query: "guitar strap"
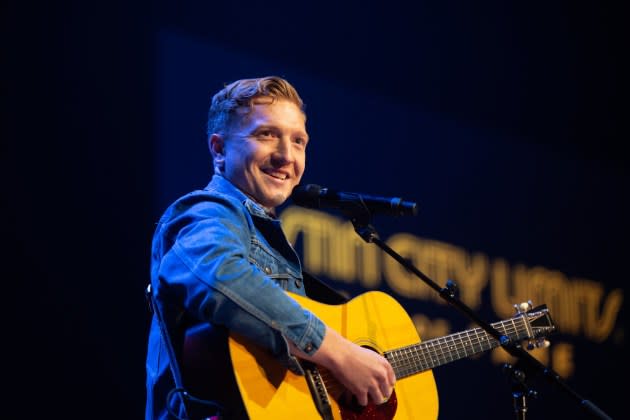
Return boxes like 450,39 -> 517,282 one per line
146,284 -> 190,418
146,284 -> 223,420
302,270 -> 349,304
300,271 -> 346,420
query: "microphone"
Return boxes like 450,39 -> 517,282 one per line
290,184 -> 418,217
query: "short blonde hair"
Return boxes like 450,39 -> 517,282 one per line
207,76 -> 305,137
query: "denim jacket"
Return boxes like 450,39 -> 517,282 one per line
145,175 -> 326,419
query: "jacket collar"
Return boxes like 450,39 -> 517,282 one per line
205,174 -> 277,220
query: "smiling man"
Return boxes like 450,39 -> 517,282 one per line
209,94 -> 308,211
145,77 -> 394,420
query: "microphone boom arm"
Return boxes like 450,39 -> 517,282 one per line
349,215 -> 612,420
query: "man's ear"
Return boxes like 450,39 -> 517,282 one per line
209,133 -> 225,173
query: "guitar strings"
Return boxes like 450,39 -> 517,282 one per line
389,318 -> 522,377
313,316 -> 535,399
386,317 -> 527,379
389,318 -> 523,377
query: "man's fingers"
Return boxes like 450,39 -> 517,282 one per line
377,386 -> 394,405
356,392 -> 368,407
379,383 -> 392,400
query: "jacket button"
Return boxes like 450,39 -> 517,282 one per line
264,266 -> 272,274
304,343 -> 313,353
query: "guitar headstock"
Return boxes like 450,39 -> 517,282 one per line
513,301 -> 557,347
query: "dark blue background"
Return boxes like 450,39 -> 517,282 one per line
4,1 -> 625,419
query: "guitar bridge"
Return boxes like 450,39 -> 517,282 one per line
302,361 -> 334,420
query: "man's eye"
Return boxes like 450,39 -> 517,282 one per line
294,137 -> 307,145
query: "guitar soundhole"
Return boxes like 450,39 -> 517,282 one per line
338,390 -> 398,420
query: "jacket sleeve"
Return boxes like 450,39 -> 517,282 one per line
153,194 -> 325,370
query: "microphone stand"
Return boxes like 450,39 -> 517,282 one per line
344,208 -> 612,420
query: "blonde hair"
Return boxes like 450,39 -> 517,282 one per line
207,76 -> 305,137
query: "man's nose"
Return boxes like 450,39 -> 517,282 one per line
272,138 -> 293,165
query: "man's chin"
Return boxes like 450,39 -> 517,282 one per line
258,191 -> 289,209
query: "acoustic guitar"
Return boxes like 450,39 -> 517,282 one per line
225,291 -> 555,420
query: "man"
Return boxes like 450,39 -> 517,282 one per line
146,76 -> 395,419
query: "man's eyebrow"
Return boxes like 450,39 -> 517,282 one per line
252,124 -> 278,131
252,124 -> 307,136
249,125 -> 276,134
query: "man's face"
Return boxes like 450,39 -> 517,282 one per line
217,98 -> 308,209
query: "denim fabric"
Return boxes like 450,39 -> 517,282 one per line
145,175 -> 326,420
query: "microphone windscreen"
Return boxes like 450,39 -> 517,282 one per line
291,184 -> 323,207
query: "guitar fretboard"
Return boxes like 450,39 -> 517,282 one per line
385,317 -> 528,379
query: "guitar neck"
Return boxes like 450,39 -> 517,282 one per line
386,317 -> 528,379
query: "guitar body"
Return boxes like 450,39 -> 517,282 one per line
185,289 -> 553,419
229,291 -> 438,420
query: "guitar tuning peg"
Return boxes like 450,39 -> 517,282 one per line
526,338 -> 551,350
513,301 -> 533,314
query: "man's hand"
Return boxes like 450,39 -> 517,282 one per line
290,326 -> 396,406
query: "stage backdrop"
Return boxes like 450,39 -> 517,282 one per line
154,30 -> 624,420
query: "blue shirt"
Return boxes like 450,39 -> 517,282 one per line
145,174 -> 326,419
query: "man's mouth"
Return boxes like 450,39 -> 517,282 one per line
263,169 -> 288,181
